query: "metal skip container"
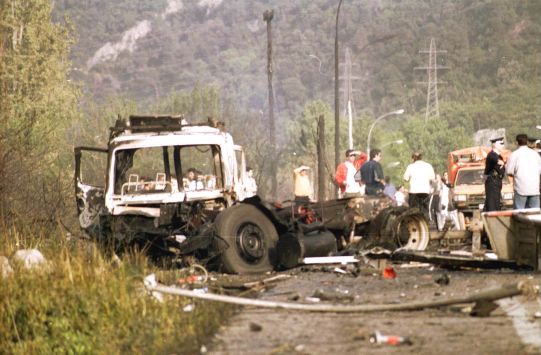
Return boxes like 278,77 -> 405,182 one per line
482,208 -> 541,270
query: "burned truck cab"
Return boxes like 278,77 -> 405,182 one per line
75,116 -> 250,262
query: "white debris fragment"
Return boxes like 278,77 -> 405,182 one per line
13,249 -> 48,270
303,256 -> 359,264
143,273 -> 164,302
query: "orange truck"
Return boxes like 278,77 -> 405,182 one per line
447,146 -> 514,230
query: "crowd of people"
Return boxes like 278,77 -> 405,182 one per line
255,131 -> 541,231
332,147 -> 438,221
486,134 -> 541,210
325,132 -> 540,230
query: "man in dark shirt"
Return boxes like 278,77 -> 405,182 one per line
360,149 -> 385,195
484,137 -> 506,211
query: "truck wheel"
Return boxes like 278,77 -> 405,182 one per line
215,204 -> 278,274
369,206 -> 429,251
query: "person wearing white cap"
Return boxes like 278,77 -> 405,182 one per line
484,137 -> 506,211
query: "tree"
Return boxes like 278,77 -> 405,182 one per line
400,115 -> 472,175
0,0 -> 79,228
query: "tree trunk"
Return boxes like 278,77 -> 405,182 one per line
263,9 -> 277,199
317,115 -> 326,201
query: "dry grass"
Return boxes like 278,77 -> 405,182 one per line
0,227 -> 234,354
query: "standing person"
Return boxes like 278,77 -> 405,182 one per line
383,176 -> 397,202
484,137 -> 506,211
184,168 -> 204,191
429,174 -> 443,224
335,149 -> 367,198
395,185 -> 407,206
403,152 -> 435,219
436,171 -> 459,231
293,165 -> 312,205
505,134 -> 541,209
244,166 -> 257,198
360,149 -> 385,196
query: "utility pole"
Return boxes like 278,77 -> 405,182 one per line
317,115 -> 327,201
334,0 -> 344,186
415,38 -> 449,121
263,9 -> 277,198
339,47 -> 361,149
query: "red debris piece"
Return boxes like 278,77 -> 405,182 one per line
382,266 -> 396,279
177,275 -> 204,284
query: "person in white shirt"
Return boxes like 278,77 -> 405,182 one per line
293,165 -> 313,204
403,152 -> 435,220
244,167 -> 257,198
394,185 -> 407,207
335,149 -> 368,198
184,168 -> 204,191
505,134 -> 541,209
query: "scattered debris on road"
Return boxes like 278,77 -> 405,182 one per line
370,330 -> 412,346
144,273 -> 537,313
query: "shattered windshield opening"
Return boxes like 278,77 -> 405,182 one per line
113,144 -> 223,195
455,169 -> 485,185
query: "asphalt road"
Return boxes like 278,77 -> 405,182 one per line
207,265 -> 541,355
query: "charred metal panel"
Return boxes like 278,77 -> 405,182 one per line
159,203 -> 178,226
314,196 -> 393,230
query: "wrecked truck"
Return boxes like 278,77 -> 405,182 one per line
75,115 -> 430,273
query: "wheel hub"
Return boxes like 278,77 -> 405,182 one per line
236,223 -> 265,262
396,215 -> 429,250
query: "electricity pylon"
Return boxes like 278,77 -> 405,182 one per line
415,38 -> 449,120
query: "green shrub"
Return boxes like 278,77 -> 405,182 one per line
0,230 -> 233,354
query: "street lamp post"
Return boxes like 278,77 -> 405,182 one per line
334,0 -> 344,178
380,139 -> 404,149
386,161 -> 401,169
366,109 -> 405,156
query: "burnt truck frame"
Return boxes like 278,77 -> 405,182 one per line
75,115 -> 430,274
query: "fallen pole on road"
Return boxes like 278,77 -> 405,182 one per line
145,275 -> 536,313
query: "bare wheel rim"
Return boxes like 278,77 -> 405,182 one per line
235,222 -> 266,263
395,214 -> 430,250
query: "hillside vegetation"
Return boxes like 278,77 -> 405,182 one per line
55,0 -> 539,124
52,0 -> 540,198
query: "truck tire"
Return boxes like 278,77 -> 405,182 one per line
368,206 -> 429,251
215,204 -> 278,274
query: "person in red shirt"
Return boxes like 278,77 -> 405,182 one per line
335,149 -> 368,197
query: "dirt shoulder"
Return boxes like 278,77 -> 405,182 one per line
207,266 -> 540,355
